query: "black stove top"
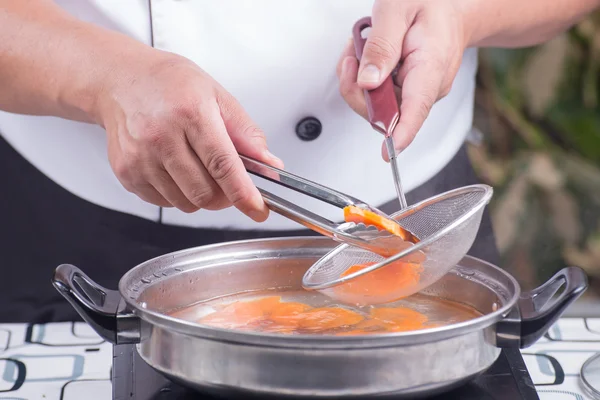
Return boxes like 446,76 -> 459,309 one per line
112,344 -> 539,399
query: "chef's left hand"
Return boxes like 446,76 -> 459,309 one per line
337,0 -> 467,161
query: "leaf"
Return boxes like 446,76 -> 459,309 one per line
522,34 -> 569,116
491,172 -> 531,253
545,106 -> 600,162
563,233 -> 600,276
547,190 -> 581,245
527,152 -> 564,190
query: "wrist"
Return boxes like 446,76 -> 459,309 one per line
453,0 -> 486,48
49,22 -> 130,125
92,47 -> 186,128
57,68 -> 106,125
82,34 -> 159,127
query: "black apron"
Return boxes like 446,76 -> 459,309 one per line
0,134 -> 498,323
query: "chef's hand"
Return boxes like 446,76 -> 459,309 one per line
96,51 -> 283,221
337,0 -> 467,161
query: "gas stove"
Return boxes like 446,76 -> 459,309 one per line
112,344 -> 539,399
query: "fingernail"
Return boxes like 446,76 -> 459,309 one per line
340,59 -> 347,77
395,137 -> 408,154
359,64 -> 380,84
265,150 -> 284,168
248,207 -> 268,222
248,210 -> 263,221
340,57 -> 353,77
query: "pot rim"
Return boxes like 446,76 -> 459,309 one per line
118,236 -> 521,348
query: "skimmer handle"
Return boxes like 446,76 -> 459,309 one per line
353,17 -> 407,210
352,17 -> 400,137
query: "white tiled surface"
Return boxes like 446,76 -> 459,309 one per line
0,323 -> 111,400
524,318 -> 600,399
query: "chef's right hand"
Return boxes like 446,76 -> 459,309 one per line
95,51 -> 283,222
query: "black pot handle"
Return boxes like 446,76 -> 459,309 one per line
518,266 -> 587,348
52,264 -> 141,344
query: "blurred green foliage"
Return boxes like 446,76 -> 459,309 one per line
470,11 -> 600,296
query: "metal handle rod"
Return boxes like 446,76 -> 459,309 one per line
258,188 -> 338,234
258,188 -> 391,253
385,136 -> 408,210
240,155 -> 361,209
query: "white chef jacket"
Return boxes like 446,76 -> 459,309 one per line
0,0 -> 478,231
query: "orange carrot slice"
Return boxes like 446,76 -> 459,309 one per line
343,205 -> 417,243
269,302 -> 312,328
334,261 -> 422,305
199,296 -> 282,329
370,307 -> 428,332
298,307 -> 364,332
370,307 -> 428,322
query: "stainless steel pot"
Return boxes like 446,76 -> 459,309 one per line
52,237 -> 587,398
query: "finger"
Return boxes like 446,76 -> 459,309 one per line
122,125 -> 200,212
218,93 -> 283,182
338,56 -> 368,119
130,181 -> 175,208
336,38 -> 355,78
106,130 -> 173,208
218,93 -> 284,170
357,2 -> 413,90
381,56 -> 444,160
189,102 -> 269,222
161,139 -> 230,211
143,165 -> 199,213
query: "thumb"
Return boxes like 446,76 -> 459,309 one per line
357,9 -> 409,90
218,95 -> 284,170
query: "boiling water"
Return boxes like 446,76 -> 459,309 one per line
170,288 -> 482,336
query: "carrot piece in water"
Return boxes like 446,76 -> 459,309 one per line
352,318 -> 396,332
298,307 -> 364,332
197,295 -> 434,335
199,296 -> 282,329
370,307 -> 428,332
244,296 -> 283,314
333,261 -> 422,305
269,302 -> 312,328
342,261 -> 421,290
340,262 -> 377,278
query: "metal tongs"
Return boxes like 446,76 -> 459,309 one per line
241,155 -> 418,255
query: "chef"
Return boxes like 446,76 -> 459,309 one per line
0,0 -> 597,323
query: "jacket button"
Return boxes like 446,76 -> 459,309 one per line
295,117 -> 322,141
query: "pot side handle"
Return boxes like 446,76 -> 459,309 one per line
518,266 -> 587,348
52,264 -> 140,345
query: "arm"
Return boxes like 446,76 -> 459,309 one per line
0,0 -> 282,221
338,0 -> 600,158
462,0 -> 600,48
0,0 -> 143,123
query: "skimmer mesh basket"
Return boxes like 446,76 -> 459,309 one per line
302,185 -> 493,303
